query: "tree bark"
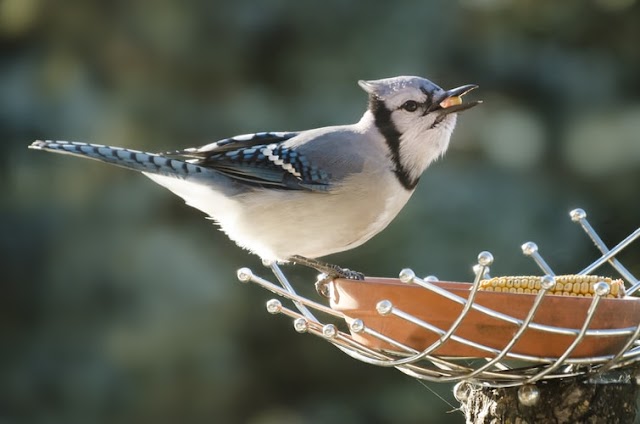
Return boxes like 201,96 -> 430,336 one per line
458,369 -> 639,423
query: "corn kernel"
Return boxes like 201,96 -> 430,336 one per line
580,282 -> 590,295
611,284 -> 619,296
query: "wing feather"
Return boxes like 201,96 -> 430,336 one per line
163,131 -> 331,191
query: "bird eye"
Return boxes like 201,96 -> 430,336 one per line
401,100 -> 419,112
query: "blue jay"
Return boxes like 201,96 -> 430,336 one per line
30,76 -> 480,279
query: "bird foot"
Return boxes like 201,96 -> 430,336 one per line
289,255 -> 365,281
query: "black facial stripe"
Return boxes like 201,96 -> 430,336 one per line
369,96 -> 419,191
420,87 -> 442,115
419,87 -> 434,106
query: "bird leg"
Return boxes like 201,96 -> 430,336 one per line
289,255 -> 365,280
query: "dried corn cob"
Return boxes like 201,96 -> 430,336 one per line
479,275 -> 625,298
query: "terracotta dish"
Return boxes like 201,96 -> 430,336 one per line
330,278 -> 640,359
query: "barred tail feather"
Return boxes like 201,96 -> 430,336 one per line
30,140 -> 246,228
29,140 -> 208,177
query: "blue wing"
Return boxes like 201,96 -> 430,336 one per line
165,132 -> 332,191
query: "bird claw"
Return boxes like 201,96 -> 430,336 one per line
315,268 -> 364,298
335,268 -> 365,280
315,274 -> 332,298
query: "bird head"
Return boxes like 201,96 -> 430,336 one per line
359,76 -> 480,190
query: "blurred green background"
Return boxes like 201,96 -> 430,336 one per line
3,0 -> 640,423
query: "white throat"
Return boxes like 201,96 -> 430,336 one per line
398,114 -> 457,184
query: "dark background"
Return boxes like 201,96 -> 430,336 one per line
3,1 -> 640,423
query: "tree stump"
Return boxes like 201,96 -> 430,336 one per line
456,368 -> 640,423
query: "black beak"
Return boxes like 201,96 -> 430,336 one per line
436,84 -> 482,115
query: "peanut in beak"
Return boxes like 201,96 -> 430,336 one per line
439,96 -> 463,109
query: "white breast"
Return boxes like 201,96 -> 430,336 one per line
143,166 -> 413,262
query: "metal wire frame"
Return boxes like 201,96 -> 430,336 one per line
237,209 -> 640,387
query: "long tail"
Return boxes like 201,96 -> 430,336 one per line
29,140 -> 209,177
